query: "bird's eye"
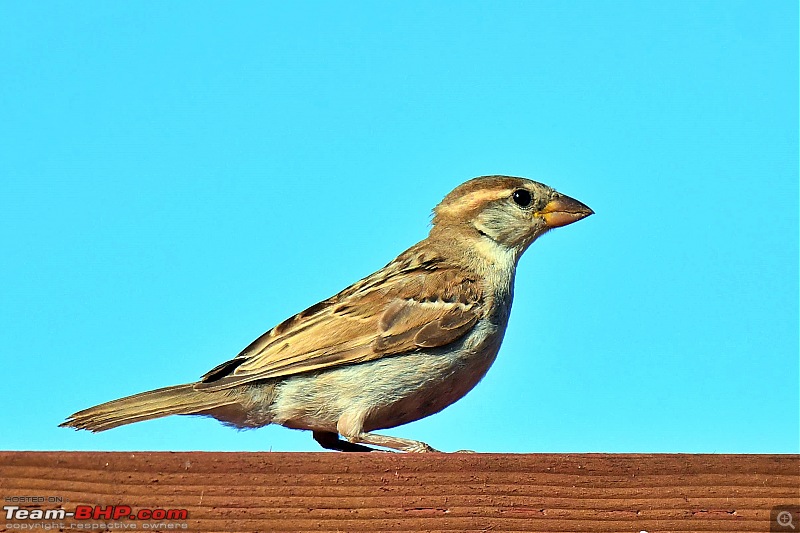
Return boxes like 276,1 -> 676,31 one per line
512,189 -> 532,208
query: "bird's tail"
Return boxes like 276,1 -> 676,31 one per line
60,384 -> 240,432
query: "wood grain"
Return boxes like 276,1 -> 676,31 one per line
1,452 -> 797,532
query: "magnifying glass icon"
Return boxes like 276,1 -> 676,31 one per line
778,510 -> 796,529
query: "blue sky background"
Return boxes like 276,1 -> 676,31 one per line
1,1 -> 797,454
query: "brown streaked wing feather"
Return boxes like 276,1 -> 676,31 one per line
195,248 -> 483,391
373,299 -> 479,351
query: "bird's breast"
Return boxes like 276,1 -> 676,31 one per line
361,315 -> 509,431
270,311 -> 512,434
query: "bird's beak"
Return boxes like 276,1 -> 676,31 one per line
539,194 -> 594,228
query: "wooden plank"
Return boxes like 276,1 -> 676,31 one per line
1,452 -> 797,532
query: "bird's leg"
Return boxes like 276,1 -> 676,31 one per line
335,412 -> 440,452
347,431 -> 440,453
312,431 -> 377,452
335,416 -> 438,452
344,433 -> 439,453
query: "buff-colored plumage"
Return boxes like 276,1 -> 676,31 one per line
61,175 -> 592,452
195,247 -> 483,390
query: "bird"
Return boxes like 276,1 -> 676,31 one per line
61,175 -> 593,452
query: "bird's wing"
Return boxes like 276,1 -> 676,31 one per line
194,249 -> 484,391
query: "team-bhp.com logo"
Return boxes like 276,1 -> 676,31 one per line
4,504 -> 189,529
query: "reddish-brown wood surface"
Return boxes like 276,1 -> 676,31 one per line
1,452 -> 797,532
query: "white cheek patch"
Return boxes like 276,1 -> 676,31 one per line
472,233 -> 516,265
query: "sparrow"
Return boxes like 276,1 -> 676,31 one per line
61,175 -> 593,452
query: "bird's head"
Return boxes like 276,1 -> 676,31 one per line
431,175 -> 593,261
